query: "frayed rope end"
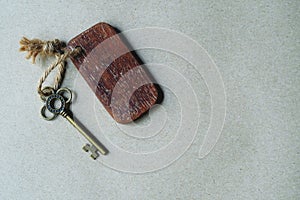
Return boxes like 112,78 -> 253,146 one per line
19,37 -> 65,63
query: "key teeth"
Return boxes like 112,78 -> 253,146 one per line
82,143 -> 99,160
82,144 -> 90,152
91,154 -> 99,160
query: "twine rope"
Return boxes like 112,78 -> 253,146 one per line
19,37 -> 81,97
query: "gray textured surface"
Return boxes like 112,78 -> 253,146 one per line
0,0 -> 299,199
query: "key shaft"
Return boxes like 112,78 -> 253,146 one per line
62,112 -> 108,155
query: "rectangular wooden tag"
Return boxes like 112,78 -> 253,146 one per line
67,22 -> 159,123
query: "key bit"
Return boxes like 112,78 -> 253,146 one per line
83,144 -> 99,160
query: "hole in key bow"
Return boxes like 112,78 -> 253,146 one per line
46,94 -> 66,114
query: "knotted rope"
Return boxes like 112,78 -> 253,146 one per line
19,37 -> 81,97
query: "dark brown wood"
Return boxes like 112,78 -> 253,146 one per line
67,22 -> 158,123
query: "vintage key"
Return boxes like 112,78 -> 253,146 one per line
40,87 -> 108,159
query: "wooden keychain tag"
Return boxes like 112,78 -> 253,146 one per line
67,23 -> 159,123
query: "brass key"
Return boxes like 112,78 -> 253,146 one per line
40,87 -> 108,159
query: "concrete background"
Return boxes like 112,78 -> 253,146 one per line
0,0 -> 299,199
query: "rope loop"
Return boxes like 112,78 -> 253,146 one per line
19,37 -> 81,98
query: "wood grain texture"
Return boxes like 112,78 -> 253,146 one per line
67,22 -> 158,123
